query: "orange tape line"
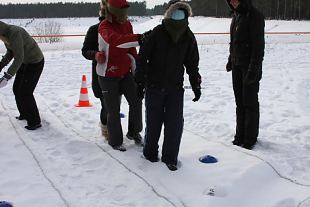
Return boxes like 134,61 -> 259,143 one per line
31,32 -> 310,38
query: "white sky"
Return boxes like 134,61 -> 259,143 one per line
0,0 -> 170,8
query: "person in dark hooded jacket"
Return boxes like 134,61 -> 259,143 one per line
0,21 -> 44,130
226,0 -> 265,150
135,0 -> 201,171
82,1 -> 109,139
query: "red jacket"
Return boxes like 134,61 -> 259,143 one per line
96,20 -> 139,78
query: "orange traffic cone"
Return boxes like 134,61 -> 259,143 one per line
75,75 -> 92,107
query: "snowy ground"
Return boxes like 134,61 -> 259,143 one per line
0,17 -> 310,207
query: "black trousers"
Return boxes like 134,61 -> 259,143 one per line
232,65 -> 260,145
13,59 -> 44,126
143,87 -> 184,165
99,97 -> 107,125
99,73 -> 142,147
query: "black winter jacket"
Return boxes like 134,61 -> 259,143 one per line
81,19 -> 102,98
135,23 -> 200,91
227,0 -> 265,72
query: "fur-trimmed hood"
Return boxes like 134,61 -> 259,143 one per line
164,1 -> 193,19
226,0 -> 253,12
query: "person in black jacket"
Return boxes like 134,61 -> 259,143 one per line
81,2 -> 109,138
135,0 -> 201,171
226,0 -> 265,150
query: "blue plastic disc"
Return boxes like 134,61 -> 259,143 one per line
120,112 -> 125,118
199,155 -> 218,164
0,201 -> 13,207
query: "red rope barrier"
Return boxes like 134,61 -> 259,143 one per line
31,32 -> 310,38
265,32 -> 310,35
195,32 -> 310,35
195,32 -> 229,35
32,34 -> 85,38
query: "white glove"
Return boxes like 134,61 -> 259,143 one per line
0,72 -> 12,88
127,53 -> 136,73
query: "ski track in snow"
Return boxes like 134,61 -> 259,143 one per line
1,95 -> 178,207
2,93 -> 310,207
40,46 -> 310,186
185,43 -> 310,185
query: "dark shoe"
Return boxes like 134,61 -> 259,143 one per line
161,158 -> 178,171
112,145 -> 126,152
165,163 -> 178,171
232,139 -> 243,146
143,154 -> 159,163
126,132 -> 143,145
16,116 -> 26,120
243,143 -> 256,150
25,123 -> 42,130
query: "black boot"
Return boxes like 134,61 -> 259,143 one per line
16,115 -> 26,120
161,158 -> 178,171
165,163 -> 177,171
232,139 -> 243,146
112,145 -> 126,152
25,123 -> 42,130
126,132 -> 143,145
243,142 -> 256,150
143,153 -> 159,162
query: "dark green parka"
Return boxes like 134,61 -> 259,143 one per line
0,21 -> 44,76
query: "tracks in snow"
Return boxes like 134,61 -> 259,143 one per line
1,94 -> 182,207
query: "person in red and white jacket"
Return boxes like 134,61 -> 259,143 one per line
96,0 -> 149,151
97,18 -> 139,77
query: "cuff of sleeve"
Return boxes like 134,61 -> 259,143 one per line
4,72 -> 13,80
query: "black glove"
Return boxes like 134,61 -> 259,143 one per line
138,30 -> 152,46
244,64 -> 262,85
226,58 -> 232,72
0,72 -> 13,88
0,61 -> 4,73
189,74 -> 201,102
3,72 -> 12,80
192,88 -> 201,102
136,83 -> 145,99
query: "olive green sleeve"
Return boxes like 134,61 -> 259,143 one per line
6,32 -> 24,76
1,48 -> 14,69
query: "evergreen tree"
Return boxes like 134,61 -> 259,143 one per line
0,0 -> 309,20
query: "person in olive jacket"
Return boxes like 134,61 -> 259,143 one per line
226,0 -> 265,150
0,21 -> 44,130
135,0 -> 201,171
81,1 -> 109,138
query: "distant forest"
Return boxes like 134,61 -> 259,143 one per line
0,0 -> 309,20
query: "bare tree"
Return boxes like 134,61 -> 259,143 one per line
33,20 -> 63,43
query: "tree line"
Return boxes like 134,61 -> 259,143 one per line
0,0 -> 309,20
0,2 -> 147,18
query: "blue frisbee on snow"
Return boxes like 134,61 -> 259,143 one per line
199,155 -> 218,164
0,201 -> 13,207
120,112 -> 125,118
